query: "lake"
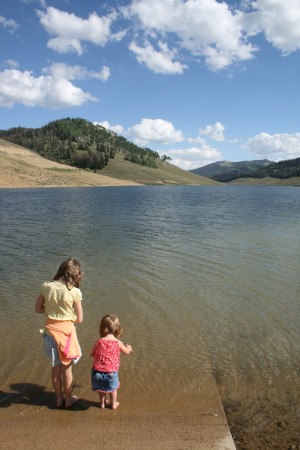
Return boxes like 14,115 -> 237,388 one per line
0,185 -> 299,445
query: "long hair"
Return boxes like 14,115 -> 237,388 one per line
100,314 -> 122,338
53,258 -> 83,288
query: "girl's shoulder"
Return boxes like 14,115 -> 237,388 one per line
41,281 -> 54,291
69,285 -> 82,301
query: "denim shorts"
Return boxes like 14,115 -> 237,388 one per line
91,368 -> 120,392
43,332 -> 61,367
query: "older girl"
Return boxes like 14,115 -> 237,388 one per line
35,258 -> 83,408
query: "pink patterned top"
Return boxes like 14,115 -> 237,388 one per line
92,339 -> 120,372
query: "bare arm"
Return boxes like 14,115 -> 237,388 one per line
119,340 -> 133,355
74,301 -> 83,323
35,294 -> 45,314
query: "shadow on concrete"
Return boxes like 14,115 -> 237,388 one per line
0,383 -> 99,411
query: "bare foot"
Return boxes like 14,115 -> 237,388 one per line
56,397 -> 64,408
65,395 -> 79,408
111,401 -> 120,410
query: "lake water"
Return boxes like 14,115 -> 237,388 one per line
0,186 -> 299,426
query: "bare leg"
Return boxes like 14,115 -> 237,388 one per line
98,392 -> 106,409
109,390 -> 120,410
62,363 -> 78,407
51,365 -> 63,407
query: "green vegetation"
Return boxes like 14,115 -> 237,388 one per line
101,152 -> 218,185
0,118 -> 159,171
243,157 -> 300,180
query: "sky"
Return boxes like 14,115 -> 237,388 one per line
1,0 -> 300,170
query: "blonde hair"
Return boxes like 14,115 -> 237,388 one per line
100,314 -> 122,338
53,258 -> 83,288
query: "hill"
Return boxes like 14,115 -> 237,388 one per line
0,118 -> 217,187
190,159 -> 272,181
0,118 -> 161,171
0,139 -> 216,188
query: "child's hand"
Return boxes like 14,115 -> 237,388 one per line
119,340 -> 133,354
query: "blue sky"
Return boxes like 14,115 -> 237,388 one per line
1,0 -> 300,169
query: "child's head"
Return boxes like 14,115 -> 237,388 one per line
100,314 -> 123,338
53,258 -> 83,288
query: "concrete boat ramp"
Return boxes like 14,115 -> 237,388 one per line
1,373 -> 236,449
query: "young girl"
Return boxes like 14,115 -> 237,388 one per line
35,258 -> 83,408
90,314 -> 133,410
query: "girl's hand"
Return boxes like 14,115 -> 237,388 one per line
119,340 -> 133,355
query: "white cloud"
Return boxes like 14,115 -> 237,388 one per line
37,7 -> 124,55
94,120 -> 125,134
0,16 -> 18,32
162,145 -> 223,170
92,66 -> 110,82
129,41 -> 187,74
243,132 -> 300,160
44,63 -> 110,82
125,0 -> 257,71
130,118 -> 184,144
124,0 -> 300,72
199,122 -> 226,142
0,68 -> 97,108
243,0 -> 300,54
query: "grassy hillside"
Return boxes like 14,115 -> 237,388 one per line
0,139 -> 217,187
101,152 -> 218,185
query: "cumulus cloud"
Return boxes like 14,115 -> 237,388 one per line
243,132 -> 300,160
162,145 -> 223,170
32,1 -> 300,75
125,0 -> 257,71
199,122 -> 226,142
130,118 -> 184,144
37,7 -> 124,55
0,68 -> 97,108
0,16 -> 18,32
93,120 -> 125,134
129,41 -> 187,74
242,0 -> 300,54
124,0 -> 300,72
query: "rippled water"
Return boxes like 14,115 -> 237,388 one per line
0,186 -> 299,415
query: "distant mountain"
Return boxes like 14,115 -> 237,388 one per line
190,159 -> 272,182
191,158 -> 300,182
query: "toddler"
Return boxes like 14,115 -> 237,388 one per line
90,314 -> 132,410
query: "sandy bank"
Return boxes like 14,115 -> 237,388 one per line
0,139 -> 141,188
